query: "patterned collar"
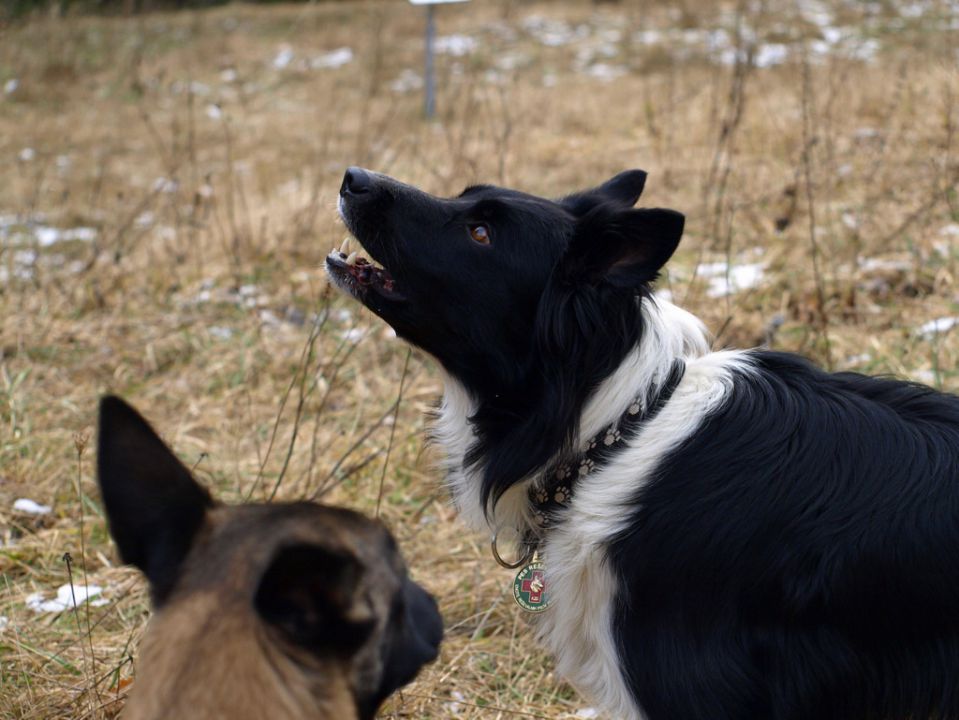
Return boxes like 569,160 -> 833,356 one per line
527,360 -> 687,536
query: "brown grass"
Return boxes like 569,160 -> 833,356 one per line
1,0 -> 958,717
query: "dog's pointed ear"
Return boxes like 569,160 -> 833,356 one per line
254,543 -> 376,654
558,205 -> 684,288
593,169 -> 648,206
561,170 -> 648,214
97,396 -> 213,604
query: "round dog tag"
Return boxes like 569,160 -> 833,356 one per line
513,558 -> 551,613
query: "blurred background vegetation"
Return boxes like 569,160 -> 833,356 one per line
1,0 -> 958,717
3,0 -> 364,21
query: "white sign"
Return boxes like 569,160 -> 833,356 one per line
409,0 -> 470,4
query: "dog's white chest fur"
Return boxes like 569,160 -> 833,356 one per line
432,298 -> 751,719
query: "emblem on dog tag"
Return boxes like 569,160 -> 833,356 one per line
513,556 -> 551,613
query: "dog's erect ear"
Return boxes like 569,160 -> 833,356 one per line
561,170 -> 648,214
559,205 -> 684,288
593,169 -> 648,206
97,396 -> 213,604
254,543 -> 376,655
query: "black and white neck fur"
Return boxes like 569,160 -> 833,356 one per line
329,167 -> 959,720
433,294 -> 751,718
433,294 -> 711,537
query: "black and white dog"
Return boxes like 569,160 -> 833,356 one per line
327,167 -> 959,720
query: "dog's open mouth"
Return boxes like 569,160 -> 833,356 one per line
325,239 -> 405,302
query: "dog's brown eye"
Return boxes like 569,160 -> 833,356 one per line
468,224 -> 491,245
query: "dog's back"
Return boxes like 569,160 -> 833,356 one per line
97,397 -> 442,720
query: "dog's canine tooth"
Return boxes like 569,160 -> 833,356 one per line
346,251 -> 358,266
340,237 -> 351,255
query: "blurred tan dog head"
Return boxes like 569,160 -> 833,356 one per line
96,396 -> 442,720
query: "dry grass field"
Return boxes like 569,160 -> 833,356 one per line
1,0 -> 958,717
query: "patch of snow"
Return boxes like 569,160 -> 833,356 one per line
152,176 -> 179,194
597,29 -> 622,44
494,52 -> 528,71
258,309 -> 281,327
582,63 -> 627,81
633,29 -> 663,46
18,148 -> 35,162
134,212 -> 154,229
444,690 -> 466,715
801,1 -> 835,27
209,326 -> 233,341
310,47 -> 353,70
698,261 -> 766,298
913,368 -> 937,384
390,69 -> 423,93
1,221 -> 96,248
700,27 -> 732,55
848,38 -> 880,62
918,317 -> 959,337
821,26 -> 844,44
14,249 -> 38,265
220,68 -> 238,83
13,498 -> 51,515
4,78 -> 18,95
576,42 -> 619,66
522,16 -> 589,47
0,616 -> 8,631
939,224 -> 959,237
26,584 -> 103,614
341,328 -> 367,342
205,103 -> 223,120
859,257 -> 911,273
900,2 -> 929,18
754,43 -> 790,67
434,35 -> 477,57
273,46 -> 295,70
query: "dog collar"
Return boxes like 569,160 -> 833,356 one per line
496,360 -> 686,612
530,359 -> 687,533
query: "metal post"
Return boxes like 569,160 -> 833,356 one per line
424,4 -> 435,119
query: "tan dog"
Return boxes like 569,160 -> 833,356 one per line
97,397 -> 442,720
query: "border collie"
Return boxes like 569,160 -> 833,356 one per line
327,166 -> 959,720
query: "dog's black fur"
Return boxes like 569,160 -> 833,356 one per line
329,167 -> 959,720
610,352 -> 959,719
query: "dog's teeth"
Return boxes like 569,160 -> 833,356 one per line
340,238 -> 351,255
346,251 -> 358,266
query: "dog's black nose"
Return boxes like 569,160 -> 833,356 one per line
342,167 -> 372,196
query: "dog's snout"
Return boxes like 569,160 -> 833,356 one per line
342,167 -> 372,197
